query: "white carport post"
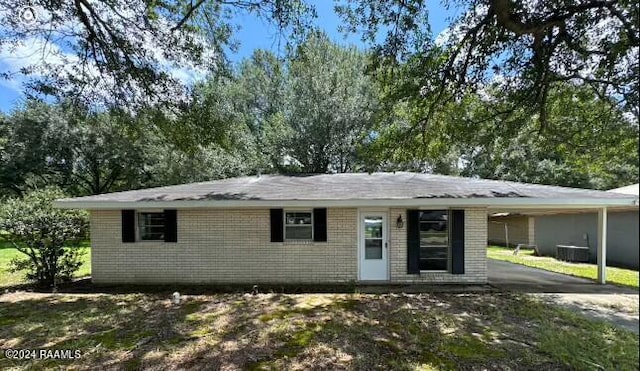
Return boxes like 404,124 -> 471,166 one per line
597,207 -> 607,284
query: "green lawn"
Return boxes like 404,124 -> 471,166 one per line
487,246 -> 640,288
0,239 -> 91,288
0,292 -> 637,369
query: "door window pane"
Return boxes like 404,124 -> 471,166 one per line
364,217 -> 383,238
365,239 -> 383,259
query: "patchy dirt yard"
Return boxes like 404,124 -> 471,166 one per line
534,293 -> 639,334
1,291 -> 638,370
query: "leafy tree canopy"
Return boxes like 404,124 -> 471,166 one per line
337,0 -> 639,133
0,98 -> 260,197
365,77 -> 638,189
283,31 -> 378,172
0,0 -> 316,109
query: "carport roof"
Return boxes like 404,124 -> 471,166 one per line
55,172 -> 639,209
608,183 -> 639,196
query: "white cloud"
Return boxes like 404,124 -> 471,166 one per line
0,37 -> 78,93
0,2 -> 214,107
434,27 -> 452,47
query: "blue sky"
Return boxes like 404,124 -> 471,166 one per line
0,1 -> 455,113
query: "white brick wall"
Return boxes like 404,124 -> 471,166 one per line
90,207 -> 488,284
90,208 -> 358,284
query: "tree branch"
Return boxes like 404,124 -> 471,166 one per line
171,0 -> 208,31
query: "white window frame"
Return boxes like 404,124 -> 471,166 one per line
136,210 -> 166,242
283,209 -> 314,242
418,209 -> 451,273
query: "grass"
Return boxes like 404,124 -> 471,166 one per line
0,292 -> 637,369
487,246 -> 640,288
0,239 -> 91,288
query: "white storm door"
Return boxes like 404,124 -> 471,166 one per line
359,213 -> 389,281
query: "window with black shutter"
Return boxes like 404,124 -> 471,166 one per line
407,209 -> 465,273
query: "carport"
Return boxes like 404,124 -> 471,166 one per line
486,201 -> 638,285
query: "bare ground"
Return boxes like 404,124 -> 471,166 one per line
1,291 -> 638,370
533,293 -> 639,334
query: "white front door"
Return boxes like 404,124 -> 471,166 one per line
359,212 -> 389,281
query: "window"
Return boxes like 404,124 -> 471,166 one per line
419,210 -> 449,271
137,212 -> 165,241
364,216 -> 383,259
284,211 -> 313,241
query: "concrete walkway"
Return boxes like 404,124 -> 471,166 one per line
488,259 -> 639,334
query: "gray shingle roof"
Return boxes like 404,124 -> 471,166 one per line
58,172 -> 635,203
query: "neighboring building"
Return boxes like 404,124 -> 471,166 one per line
488,214 -> 535,247
532,184 -> 640,270
55,173 -> 637,285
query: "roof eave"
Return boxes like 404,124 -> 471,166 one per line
53,197 -> 639,210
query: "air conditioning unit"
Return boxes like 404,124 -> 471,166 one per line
556,245 -> 589,263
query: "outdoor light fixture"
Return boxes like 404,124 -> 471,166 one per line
396,214 -> 404,228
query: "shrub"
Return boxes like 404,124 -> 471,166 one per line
0,188 -> 88,287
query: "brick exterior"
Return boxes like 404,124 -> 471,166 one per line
90,207 -> 488,284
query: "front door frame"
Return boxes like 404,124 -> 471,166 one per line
357,208 -> 390,281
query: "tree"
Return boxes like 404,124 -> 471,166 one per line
220,39 -> 379,173
283,32 -> 378,172
0,101 -> 74,197
0,96 -> 265,197
459,84 -> 639,189
337,0 -> 639,134
232,50 -> 289,170
67,108 -> 152,195
0,0 -> 316,108
361,67 -> 638,189
0,101 -> 153,197
0,188 -> 89,287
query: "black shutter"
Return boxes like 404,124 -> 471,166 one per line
121,210 -> 136,243
407,210 -> 420,274
270,209 -> 284,242
313,208 -> 327,242
451,210 -> 465,274
164,209 -> 177,243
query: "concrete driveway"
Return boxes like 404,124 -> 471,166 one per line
488,259 -> 639,334
488,259 -> 636,293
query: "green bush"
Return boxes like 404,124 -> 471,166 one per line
0,188 -> 88,287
